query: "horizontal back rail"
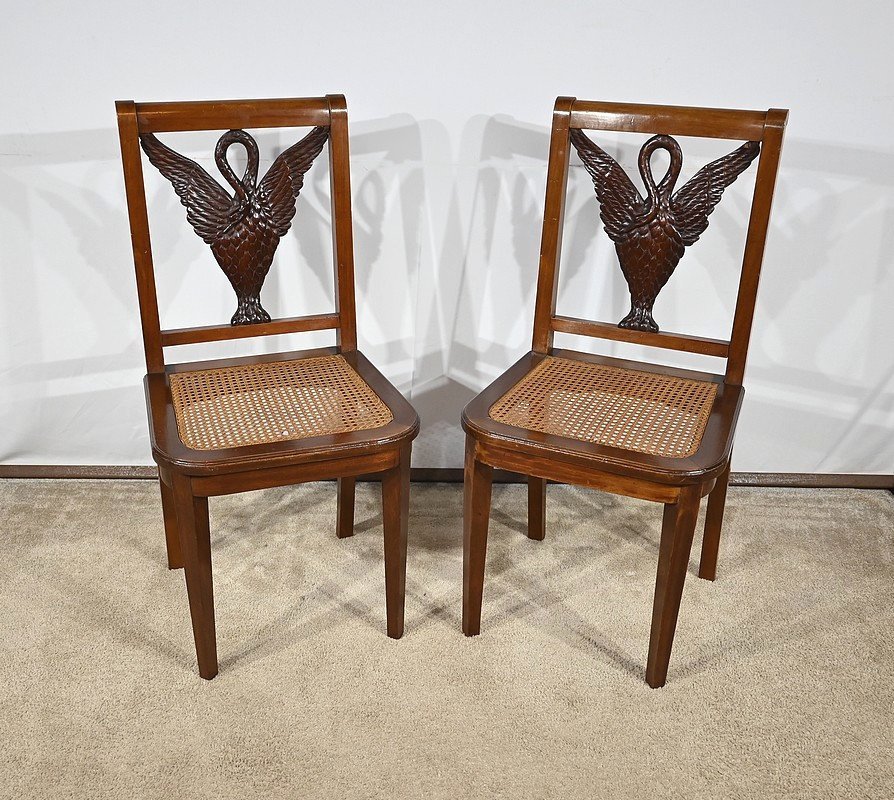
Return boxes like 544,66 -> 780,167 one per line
135,97 -> 331,133
551,316 -> 730,358
160,313 -> 340,348
569,100 -> 768,141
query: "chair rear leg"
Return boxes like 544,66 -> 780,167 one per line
381,445 -> 411,639
462,436 -> 493,636
645,484 -> 701,688
159,477 -> 184,569
527,476 -> 546,541
336,477 -> 356,539
699,459 -> 732,581
172,474 -> 217,680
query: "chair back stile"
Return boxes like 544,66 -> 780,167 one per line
530,98 -> 788,386
116,94 -> 358,374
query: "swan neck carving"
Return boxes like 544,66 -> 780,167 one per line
214,129 -> 259,199
638,135 -> 682,208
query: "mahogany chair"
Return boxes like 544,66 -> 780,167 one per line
461,98 -> 787,687
116,95 -> 418,679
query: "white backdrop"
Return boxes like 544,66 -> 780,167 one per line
0,0 -> 892,473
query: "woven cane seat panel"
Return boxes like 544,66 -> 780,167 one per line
488,357 -> 717,459
169,355 -> 394,451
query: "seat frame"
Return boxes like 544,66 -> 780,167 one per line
461,97 -> 787,687
116,95 -> 418,679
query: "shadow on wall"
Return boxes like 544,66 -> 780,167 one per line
0,115 -> 891,471
433,113 -> 894,472
0,113 -> 427,464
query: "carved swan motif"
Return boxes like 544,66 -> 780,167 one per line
570,129 -> 760,332
140,126 -> 329,325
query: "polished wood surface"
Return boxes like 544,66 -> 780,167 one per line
160,312 -> 340,347
462,97 -> 787,687
135,97 -> 331,133
550,315 -> 730,358
117,95 -> 418,678
527,477 -> 546,541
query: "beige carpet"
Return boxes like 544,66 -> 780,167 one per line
1,480 -> 892,799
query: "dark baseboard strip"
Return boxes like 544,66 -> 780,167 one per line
0,464 -> 891,489
412,468 -> 894,489
0,464 -> 159,479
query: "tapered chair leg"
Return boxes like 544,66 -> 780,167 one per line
381,445 -> 411,639
172,474 -> 217,680
527,476 -> 546,541
699,459 -> 732,581
462,436 -> 494,636
645,484 -> 701,688
336,477 -> 356,539
159,477 -> 184,569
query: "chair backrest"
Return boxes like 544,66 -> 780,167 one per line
116,95 -> 357,374
531,97 -> 788,385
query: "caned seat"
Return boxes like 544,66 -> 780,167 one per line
461,98 -> 787,688
117,95 -> 418,679
169,355 -> 394,451
488,355 -> 716,459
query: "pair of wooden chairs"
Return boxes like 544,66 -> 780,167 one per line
116,95 -> 786,687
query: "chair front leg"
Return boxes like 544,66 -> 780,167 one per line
336,477 -> 356,539
381,444 -> 411,639
645,484 -> 701,688
159,476 -> 184,569
171,473 -> 217,680
698,458 -> 732,581
527,476 -> 546,541
462,436 -> 493,636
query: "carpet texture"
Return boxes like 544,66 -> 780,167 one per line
0,480 -> 892,799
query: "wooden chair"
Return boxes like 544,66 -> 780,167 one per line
461,98 -> 787,687
116,95 -> 418,679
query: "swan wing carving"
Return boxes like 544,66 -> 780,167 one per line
139,133 -> 239,244
257,126 -> 330,237
569,128 -> 645,241
671,140 -> 760,246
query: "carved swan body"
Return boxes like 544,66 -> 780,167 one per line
570,129 -> 760,332
141,126 -> 329,325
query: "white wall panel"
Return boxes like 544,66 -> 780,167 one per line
0,0 -> 891,473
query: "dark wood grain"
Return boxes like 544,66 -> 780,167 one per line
160,314 -> 339,348
698,456 -> 732,581
159,476 -> 184,569
116,101 -> 165,373
527,476 -> 546,541
382,444 -> 411,638
569,130 -> 759,332
135,98 -> 331,133
461,97 -> 788,686
462,437 -> 494,636
172,473 -> 217,679
336,477 -> 356,539
141,126 -> 329,325
551,315 -> 729,357
645,484 -> 701,688
116,95 -> 419,678
532,97 -> 575,354
569,101 -> 768,140
328,95 -> 358,352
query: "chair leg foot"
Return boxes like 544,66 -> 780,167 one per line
462,436 -> 493,636
699,459 -> 732,581
172,474 -> 217,680
645,485 -> 701,688
336,477 -> 356,539
159,477 -> 184,569
382,445 -> 410,639
527,476 -> 546,541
